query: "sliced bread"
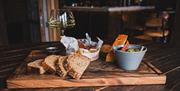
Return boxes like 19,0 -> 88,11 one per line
66,53 -> 90,79
55,56 -> 68,79
27,59 -> 45,74
42,55 -> 59,73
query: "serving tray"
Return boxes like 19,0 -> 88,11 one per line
7,50 -> 166,89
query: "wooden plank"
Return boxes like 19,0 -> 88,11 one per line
42,0 -> 50,42
150,52 -> 180,73
165,68 -> 180,90
46,0 -> 61,42
7,75 -> 165,88
7,51 -> 166,89
145,62 -> 163,74
38,0 -> 46,42
0,62 -> 21,71
64,6 -> 155,12
108,6 -> 155,12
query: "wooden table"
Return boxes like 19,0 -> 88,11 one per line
0,42 -> 180,91
7,50 -> 166,88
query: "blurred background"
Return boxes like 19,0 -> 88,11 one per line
0,0 -> 179,46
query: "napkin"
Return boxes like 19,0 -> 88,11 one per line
60,36 -> 79,55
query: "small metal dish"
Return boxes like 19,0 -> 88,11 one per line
46,46 -> 58,50
46,46 -> 61,55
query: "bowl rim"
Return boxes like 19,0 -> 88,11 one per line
46,46 -> 58,50
113,44 -> 147,53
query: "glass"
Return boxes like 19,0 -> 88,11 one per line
48,9 -> 76,36
48,9 -> 60,28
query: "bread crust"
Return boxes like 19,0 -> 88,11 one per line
55,56 -> 68,79
66,53 -> 90,79
27,59 -> 45,74
42,55 -> 59,73
27,54 -> 90,80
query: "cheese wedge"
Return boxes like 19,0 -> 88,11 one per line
106,34 -> 128,62
113,34 -> 128,46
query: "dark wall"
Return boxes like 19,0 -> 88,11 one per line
0,0 -> 40,45
0,0 -> 8,46
156,0 -> 177,11
62,0 -> 178,44
3,0 -> 29,44
171,0 -> 180,46
65,11 -> 109,41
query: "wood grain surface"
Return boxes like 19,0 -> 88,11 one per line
0,42 -> 179,91
64,6 -> 155,12
7,50 -> 166,89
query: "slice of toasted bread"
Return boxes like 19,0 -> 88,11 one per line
55,56 -> 68,79
66,53 -> 90,79
27,59 -> 45,74
42,55 -> 59,73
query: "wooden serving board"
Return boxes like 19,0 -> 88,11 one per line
7,50 -> 166,89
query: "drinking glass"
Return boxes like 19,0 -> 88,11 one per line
48,9 -> 76,36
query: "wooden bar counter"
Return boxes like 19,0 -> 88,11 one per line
64,6 -> 155,12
